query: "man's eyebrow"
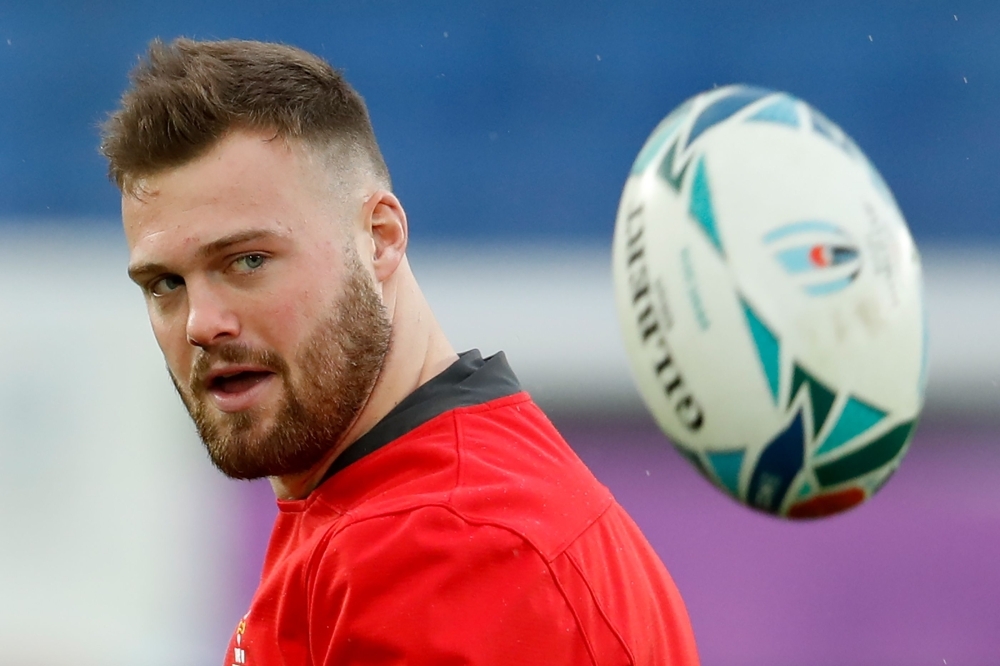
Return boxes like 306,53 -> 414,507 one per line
127,229 -> 286,284
127,261 -> 168,284
195,228 -> 286,260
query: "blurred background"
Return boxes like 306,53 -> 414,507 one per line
1,1 -> 998,664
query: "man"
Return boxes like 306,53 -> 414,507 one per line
102,38 -> 699,665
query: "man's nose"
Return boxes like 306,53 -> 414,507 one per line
185,284 -> 241,348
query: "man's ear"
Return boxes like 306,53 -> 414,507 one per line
362,189 -> 408,283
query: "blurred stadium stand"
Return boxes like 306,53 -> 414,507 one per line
1,2 -> 997,665
1,2 -> 998,242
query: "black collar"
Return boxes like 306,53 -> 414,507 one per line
320,350 -> 521,483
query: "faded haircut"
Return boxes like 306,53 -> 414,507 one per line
100,38 -> 390,194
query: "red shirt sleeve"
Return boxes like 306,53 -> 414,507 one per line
305,506 -> 600,665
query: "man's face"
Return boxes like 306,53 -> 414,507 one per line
122,132 -> 391,479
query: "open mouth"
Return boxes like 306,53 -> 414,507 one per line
209,370 -> 275,394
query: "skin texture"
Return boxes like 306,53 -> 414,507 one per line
122,130 -> 458,500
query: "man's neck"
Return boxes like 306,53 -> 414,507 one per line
269,269 -> 456,501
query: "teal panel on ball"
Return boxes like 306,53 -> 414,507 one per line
685,86 -> 771,147
657,139 -> 691,193
788,363 -> 836,438
747,95 -> 800,127
815,420 -> 917,487
815,395 -> 887,456
706,450 -> 745,498
631,101 -> 692,175
689,157 -> 724,254
740,298 -> 781,403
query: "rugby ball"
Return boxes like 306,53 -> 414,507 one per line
612,85 -> 925,518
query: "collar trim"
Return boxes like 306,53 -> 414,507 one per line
319,350 -> 521,483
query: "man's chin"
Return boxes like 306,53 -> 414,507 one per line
210,453 -> 328,482
201,420 -> 337,481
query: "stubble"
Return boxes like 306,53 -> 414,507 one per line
170,250 -> 392,479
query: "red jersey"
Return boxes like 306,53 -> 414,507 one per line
224,351 -> 698,665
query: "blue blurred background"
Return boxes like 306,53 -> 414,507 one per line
1,2 -> 998,664
2,0 -> 998,241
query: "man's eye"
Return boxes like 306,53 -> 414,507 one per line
149,275 -> 184,297
234,254 -> 266,272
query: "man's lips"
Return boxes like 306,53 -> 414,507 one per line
202,366 -> 279,413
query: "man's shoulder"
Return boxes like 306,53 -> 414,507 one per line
259,396 -> 698,666
324,395 -> 614,561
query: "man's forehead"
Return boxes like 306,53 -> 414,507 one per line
120,131 -> 368,263
123,135 -> 299,221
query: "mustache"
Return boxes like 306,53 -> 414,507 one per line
189,343 -> 289,392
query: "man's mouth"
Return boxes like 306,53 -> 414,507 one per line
209,370 -> 275,394
203,368 -> 279,413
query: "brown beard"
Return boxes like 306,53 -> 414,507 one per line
169,249 -> 392,480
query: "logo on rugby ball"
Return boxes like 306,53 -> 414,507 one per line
764,221 -> 861,296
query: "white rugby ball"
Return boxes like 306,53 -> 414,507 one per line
612,85 -> 926,518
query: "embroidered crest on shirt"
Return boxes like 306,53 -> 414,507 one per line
232,613 -> 249,665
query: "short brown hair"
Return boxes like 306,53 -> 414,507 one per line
101,38 -> 390,193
